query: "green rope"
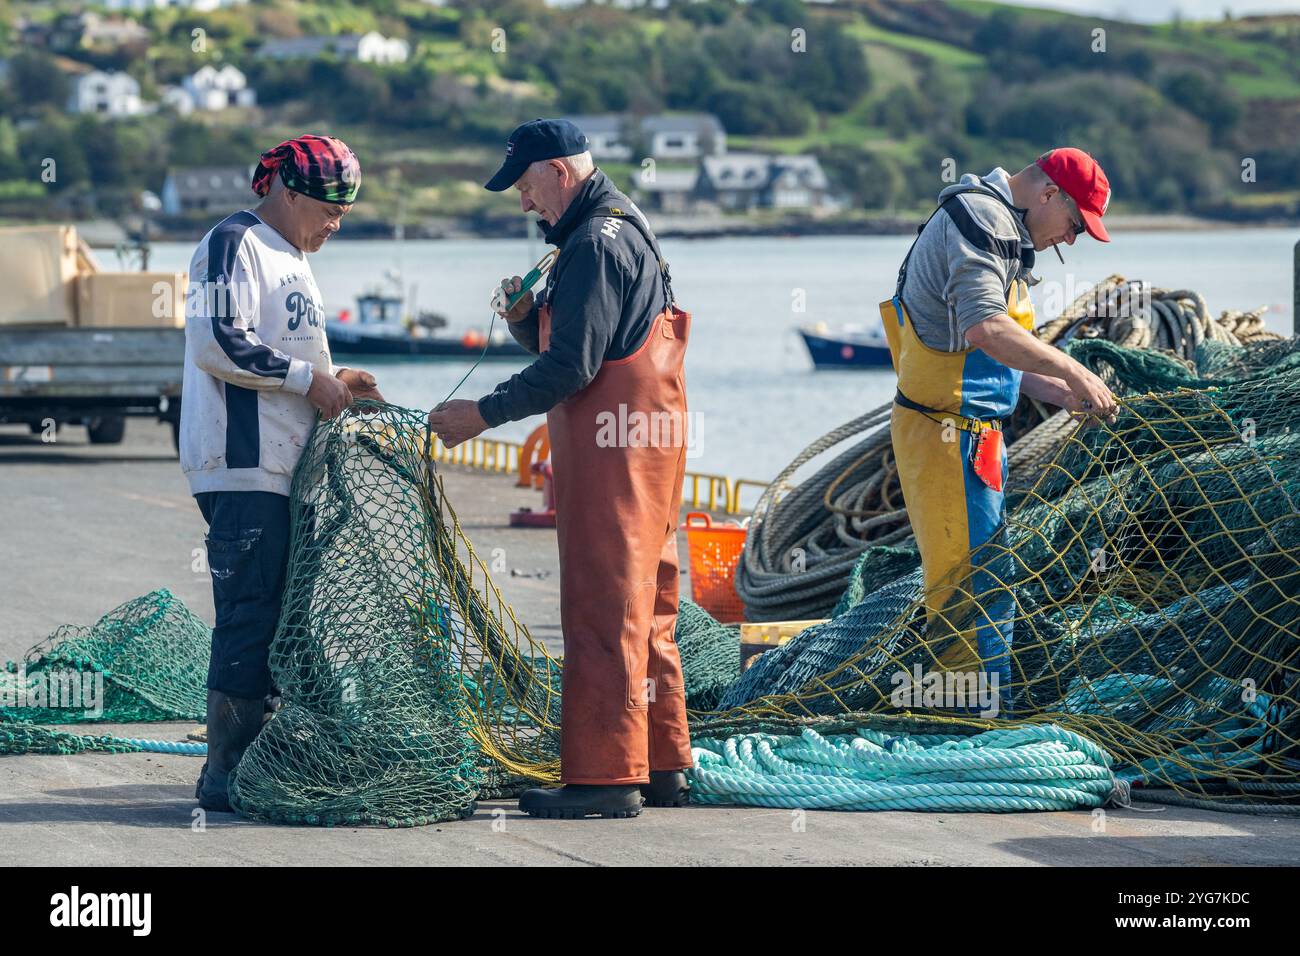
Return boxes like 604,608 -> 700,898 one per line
688,724 -> 1118,812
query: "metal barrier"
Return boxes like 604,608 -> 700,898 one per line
683,471 -> 731,512
431,435 -> 521,475
432,432 -> 770,514
730,478 -> 771,514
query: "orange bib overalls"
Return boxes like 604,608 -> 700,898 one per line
540,211 -> 694,785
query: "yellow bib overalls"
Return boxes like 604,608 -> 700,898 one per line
880,186 -> 1035,702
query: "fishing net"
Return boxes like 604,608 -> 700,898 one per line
675,600 -> 741,711
706,350 -> 1300,807
0,589 -> 208,755
4,330 -> 1298,816
225,405 -> 563,827
736,278 -> 1285,623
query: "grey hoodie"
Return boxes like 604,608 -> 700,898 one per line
897,168 -> 1036,352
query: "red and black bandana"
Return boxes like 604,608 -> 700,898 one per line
251,134 -> 361,204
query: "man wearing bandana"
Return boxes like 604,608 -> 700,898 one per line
181,134 -> 382,812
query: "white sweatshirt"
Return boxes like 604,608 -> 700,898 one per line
180,209 -> 341,497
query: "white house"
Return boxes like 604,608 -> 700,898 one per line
165,64 -> 256,113
563,113 -> 726,162
634,168 -> 699,214
640,115 -> 726,161
258,31 -> 409,64
68,71 -> 146,117
161,86 -> 195,115
562,115 -> 633,161
339,32 -> 410,65
695,153 -> 833,212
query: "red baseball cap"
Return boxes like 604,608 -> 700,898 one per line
1036,148 -> 1111,242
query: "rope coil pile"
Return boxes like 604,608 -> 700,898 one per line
690,724 -> 1119,812
736,276 -> 1282,622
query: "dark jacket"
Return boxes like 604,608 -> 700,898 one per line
476,170 -> 668,427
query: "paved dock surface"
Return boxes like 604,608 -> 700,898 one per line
2,420 -> 1298,866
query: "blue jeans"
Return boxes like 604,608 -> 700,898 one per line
195,491 -> 291,699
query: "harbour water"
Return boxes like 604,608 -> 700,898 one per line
145,228 -> 1299,482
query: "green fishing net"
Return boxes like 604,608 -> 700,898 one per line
4,337 -> 1298,817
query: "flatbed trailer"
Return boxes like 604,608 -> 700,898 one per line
0,327 -> 184,448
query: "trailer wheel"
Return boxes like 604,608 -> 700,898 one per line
87,415 -> 126,445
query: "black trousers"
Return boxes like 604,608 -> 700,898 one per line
195,491 -> 291,699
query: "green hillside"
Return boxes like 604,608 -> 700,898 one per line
1,0 -> 1298,230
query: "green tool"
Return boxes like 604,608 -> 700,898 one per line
440,249 -> 560,408
496,249 -> 558,312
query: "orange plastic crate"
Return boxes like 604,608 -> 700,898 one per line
680,511 -> 747,623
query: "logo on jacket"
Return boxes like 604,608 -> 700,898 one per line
600,217 -> 623,240
286,291 -> 323,330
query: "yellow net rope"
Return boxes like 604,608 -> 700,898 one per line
711,352 -> 1300,805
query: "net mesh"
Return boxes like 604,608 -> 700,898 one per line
2,337 -> 1298,817
0,590 -> 207,754
707,341 -> 1300,804
227,407 -> 564,826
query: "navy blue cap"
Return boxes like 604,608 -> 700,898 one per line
484,119 -> 590,192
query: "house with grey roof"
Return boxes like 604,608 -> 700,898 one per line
562,113 -> 727,163
161,166 -> 257,216
256,36 -> 334,60
695,153 -> 833,212
34,11 -> 150,52
258,31 -> 409,64
563,115 -> 634,161
633,168 -> 700,214
640,114 -> 726,161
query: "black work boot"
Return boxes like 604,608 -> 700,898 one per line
195,690 -> 266,813
641,770 -> 691,808
518,784 -> 643,819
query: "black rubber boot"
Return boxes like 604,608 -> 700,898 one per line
195,690 -> 266,813
518,784 -> 643,819
640,770 -> 691,808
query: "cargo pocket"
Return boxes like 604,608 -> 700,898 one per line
206,528 -> 267,615
622,581 -> 657,711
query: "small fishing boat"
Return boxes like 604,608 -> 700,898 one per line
327,291 -> 528,360
797,321 -> 893,369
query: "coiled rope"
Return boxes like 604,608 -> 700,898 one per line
735,277 -> 1278,621
689,724 -> 1120,812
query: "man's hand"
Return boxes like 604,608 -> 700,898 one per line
306,370 -> 352,420
1062,364 -> 1119,421
1020,371 -> 1073,408
338,368 -> 385,403
428,399 -> 488,448
966,315 -> 1118,422
491,276 -> 534,323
